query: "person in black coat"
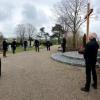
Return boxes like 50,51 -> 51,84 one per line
23,40 -> 28,51
34,39 -> 40,52
81,33 -> 99,92
11,39 -> 17,54
46,41 -> 51,51
61,38 -> 66,53
3,39 -> 8,57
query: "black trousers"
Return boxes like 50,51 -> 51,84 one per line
62,46 -> 66,53
85,61 -> 97,89
3,50 -> 7,57
12,49 -> 16,54
47,46 -> 50,51
24,47 -> 27,51
35,46 -> 39,52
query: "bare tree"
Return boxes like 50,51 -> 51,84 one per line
57,16 -> 69,33
16,24 -> 26,46
55,0 -> 87,49
16,23 -> 37,47
25,24 -> 36,47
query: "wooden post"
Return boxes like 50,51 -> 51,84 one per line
85,2 -> 93,42
86,3 -> 90,42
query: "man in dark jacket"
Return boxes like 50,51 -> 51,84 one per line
46,41 -> 51,51
3,39 -> 8,57
23,40 -> 28,51
11,39 -> 17,54
34,39 -> 40,52
81,33 -> 99,92
61,38 -> 66,53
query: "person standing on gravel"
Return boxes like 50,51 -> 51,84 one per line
46,41 -> 51,51
81,33 -> 99,92
23,40 -> 28,51
34,39 -> 40,52
62,38 -> 66,53
11,39 -> 17,54
3,39 -> 8,57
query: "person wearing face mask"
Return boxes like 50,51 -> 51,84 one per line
81,33 -> 99,92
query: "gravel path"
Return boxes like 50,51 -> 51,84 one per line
0,46 -> 100,100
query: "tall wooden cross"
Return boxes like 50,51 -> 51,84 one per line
85,2 -> 93,41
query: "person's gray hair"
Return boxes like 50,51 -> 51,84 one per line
89,32 -> 97,40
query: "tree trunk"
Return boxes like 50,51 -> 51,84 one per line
73,33 -> 76,50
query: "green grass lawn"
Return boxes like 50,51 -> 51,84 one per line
16,47 -> 34,53
8,45 -> 45,54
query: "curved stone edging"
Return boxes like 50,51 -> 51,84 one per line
62,51 -> 100,61
51,53 -> 85,67
51,52 -> 100,67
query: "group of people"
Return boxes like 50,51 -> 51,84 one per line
34,39 -> 51,52
2,39 -> 51,57
2,39 -> 28,57
2,32 -> 99,93
3,39 -> 17,57
80,33 -> 99,92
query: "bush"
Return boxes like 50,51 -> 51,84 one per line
50,39 -> 58,45
66,35 -> 83,51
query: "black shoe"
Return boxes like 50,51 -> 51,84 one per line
92,84 -> 97,89
81,87 -> 89,92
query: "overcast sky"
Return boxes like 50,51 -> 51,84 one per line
0,0 -> 100,38
0,0 -> 61,38
81,0 -> 100,39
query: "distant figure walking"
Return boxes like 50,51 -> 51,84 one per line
11,39 -> 16,54
3,39 -> 8,57
34,39 -> 40,52
62,38 -> 66,53
23,40 -> 28,51
46,41 -> 51,51
81,33 -> 99,92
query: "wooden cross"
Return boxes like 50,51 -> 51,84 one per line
85,3 -> 93,41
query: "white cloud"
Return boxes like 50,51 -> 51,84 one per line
0,0 -> 60,38
0,0 -> 100,38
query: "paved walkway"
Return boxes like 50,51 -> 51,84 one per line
0,46 -> 100,100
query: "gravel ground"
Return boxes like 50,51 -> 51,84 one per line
0,46 -> 100,100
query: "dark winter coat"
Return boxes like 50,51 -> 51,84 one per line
11,41 -> 16,50
3,40 -> 8,51
84,38 -> 99,63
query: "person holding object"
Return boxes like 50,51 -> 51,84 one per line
81,33 -> 99,92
